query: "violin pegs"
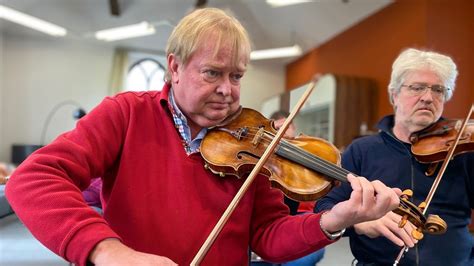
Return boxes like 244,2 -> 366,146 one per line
401,189 -> 413,199
399,215 -> 408,228
411,228 -> 424,240
418,201 -> 427,210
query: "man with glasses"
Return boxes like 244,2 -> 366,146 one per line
316,48 -> 474,265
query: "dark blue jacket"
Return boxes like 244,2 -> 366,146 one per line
315,115 -> 474,266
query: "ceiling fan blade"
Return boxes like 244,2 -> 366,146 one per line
195,0 -> 207,8
109,0 -> 121,16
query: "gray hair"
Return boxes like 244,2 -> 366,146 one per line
387,48 -> 458,105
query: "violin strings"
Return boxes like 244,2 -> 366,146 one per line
222,126 -> 350,182
277,138 -> 350,182
233,127 -> 350,180
217,126 -> 412,209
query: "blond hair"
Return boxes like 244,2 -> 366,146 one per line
165,8 -> 251,82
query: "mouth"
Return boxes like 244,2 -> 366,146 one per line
416,106 -> 433,113
208,102 -> 230,110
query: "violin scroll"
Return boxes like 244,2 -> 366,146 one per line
393,189 -> 447,240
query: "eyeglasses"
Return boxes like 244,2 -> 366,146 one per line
400,84 -> 449,99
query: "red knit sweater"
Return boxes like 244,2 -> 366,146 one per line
6,85 -> 333,265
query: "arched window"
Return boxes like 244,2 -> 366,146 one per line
126,58 -> 166,91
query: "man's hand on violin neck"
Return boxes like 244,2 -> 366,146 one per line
321,174 -> 401,232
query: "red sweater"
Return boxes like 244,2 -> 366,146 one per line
6,85 -> 333,265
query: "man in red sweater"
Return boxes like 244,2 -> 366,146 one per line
6,7 -> 402,266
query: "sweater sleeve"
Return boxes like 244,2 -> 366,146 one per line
248,175 -> 334,263
5,96 -> 127,265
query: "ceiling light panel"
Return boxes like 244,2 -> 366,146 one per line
250,45 -> 303,60
266,0 -> 314,8
95,22 -> 156,42
0,5 -> 67,36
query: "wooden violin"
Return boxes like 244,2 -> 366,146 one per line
200,107 -> 446,238
410,119 -> 474,163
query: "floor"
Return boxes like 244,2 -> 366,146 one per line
0,214 -> 68,266
0,214 -> 353,265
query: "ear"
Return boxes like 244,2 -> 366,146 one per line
391,88 -> 398,103
391,89 -> 400,110
167,53 -> 180,84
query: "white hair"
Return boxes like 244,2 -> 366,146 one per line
388,48 -> 458,105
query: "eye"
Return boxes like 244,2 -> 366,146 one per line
431,85 -> 446,95
410,84 -> 426,92
204,70 -> 220,79
230,73 -> 243,83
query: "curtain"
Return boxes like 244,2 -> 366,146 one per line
108,48 -> 129,95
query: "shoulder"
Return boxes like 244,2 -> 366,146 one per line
345,134 -> 384,154
102,91 -> 165,112
107,90 -> 162,103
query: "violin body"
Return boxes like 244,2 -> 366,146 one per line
410,119 -> 474,163
201,108 -> 340,202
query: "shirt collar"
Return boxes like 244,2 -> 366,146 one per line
168,87 -> 207,155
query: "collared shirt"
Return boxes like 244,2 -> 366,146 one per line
168,88 -> 207,155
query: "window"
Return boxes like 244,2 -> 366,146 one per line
126,58 -> 166,91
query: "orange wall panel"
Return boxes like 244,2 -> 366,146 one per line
286,0 -> 473,121
425,0 -> 474,118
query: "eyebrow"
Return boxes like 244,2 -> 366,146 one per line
203,62 -> 246,73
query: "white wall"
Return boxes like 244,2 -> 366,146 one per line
0,33 -> 285,163
0,33 -> 113,162
0,33 -> 4,160
241,62 -> 285,111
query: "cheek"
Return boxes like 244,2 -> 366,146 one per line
231,86 -> 240,100
401,97 -> 417,109
434,101 -> 444,114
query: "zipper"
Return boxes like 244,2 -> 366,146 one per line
384,130 -> 420,266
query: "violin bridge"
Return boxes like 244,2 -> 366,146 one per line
252,127 -> 265,146
233,127 -> 249,140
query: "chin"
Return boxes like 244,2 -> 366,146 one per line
414,118 -> 434,130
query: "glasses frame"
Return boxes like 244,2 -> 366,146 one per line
400,84 -> 450,100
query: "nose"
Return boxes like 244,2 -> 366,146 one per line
216,77 -> 232,97
419,87 -> 434,103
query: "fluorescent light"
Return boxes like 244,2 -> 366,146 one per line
0,5 -> 67,36
95,22 -> 156,42
266,0 -> 314,7
250,45 -> 303,60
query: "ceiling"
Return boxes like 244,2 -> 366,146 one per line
0,0 -> 392,64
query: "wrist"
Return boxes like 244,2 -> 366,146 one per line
319,211 -> 346,240
89,238 -> 122,264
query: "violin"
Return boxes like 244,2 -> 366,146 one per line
410,119 -> 474,163
202,107 -> 340,202
200,107 -> 446,237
